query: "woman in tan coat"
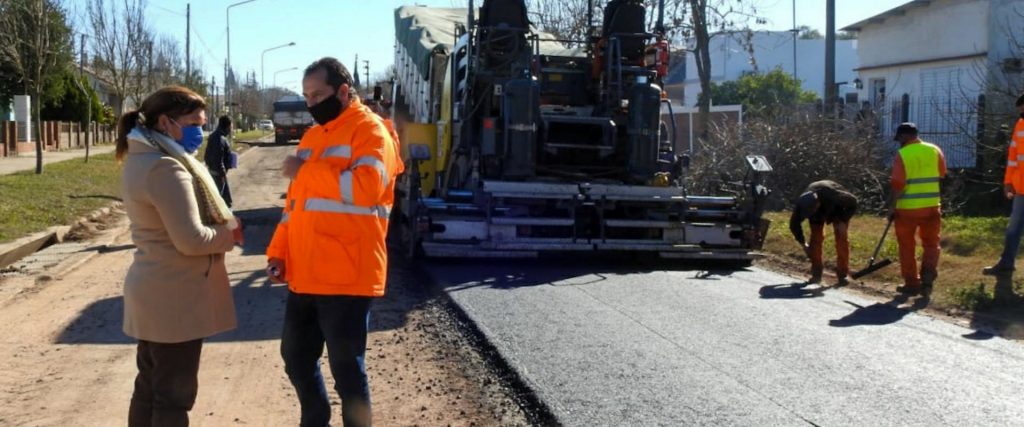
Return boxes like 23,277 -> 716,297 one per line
116,86 -> 242,427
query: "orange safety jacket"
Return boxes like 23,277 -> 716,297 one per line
1005,118 -> 1024,194
267,98 -> 404,296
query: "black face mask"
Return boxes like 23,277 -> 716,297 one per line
308,91 -> 343,126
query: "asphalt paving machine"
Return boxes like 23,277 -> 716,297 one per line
392,0 -> 772,259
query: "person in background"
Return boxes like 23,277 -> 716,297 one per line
789,180 -> 859,285
116,86 -> 243,427
890,122 -> 946,296
983,94 -> 1024,276
204,115 -> 235,207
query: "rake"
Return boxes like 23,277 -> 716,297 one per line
851,216 -> 895,279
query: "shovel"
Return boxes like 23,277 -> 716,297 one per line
852,216 -> 895,279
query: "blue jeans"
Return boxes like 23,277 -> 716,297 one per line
281,292 -> 372,427
998,196 -> 1024,268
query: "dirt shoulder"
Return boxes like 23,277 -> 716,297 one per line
0,144 -> 537,426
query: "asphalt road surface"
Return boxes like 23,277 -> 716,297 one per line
426,258 -> 1024,426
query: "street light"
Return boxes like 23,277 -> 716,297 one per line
262,42 -> 296,90
273,67 -> 298,88
261,42 -> 296,116
225,0 -> 257,114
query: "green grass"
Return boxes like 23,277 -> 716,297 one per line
762,211 -> 1020,311
0,153 -> 121,244
233,129 -> 269,142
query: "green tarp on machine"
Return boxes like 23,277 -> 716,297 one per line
394,5 -> 585,81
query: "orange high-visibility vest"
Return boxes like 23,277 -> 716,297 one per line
267,98 -> 403,296
1005,118 -> 1024,193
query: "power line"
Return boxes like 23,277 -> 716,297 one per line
191,28 -> 222,65
150,4 -> 186,17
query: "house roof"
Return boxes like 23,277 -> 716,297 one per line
841,0 -> 933,32
79,64 -> 116,89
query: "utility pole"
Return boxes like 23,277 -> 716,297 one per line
792,0 -> 797,81
147,41 -> 154,92
363,60 -> 370,94
186,3 -> 191,86
212,76 -> 219,114
825,0 -> 836,117
353,54 -> 361,88
79,33 -> 91,162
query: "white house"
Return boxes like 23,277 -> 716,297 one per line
82,66 -> 123,114
843,0 -> 1024,168
673,31 -> 858,107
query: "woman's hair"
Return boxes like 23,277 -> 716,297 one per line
116,86 -> 207,161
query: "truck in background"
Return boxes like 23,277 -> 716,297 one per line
272,95 -> 313,144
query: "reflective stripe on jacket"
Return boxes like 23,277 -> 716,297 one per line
1005,119 -> 1024,193
267,98 -> 403,296
896,140 -> 943,210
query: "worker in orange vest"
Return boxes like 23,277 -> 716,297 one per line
890,122 -> 946,296
984,94 -> 1024,276
266,57 -> 403,427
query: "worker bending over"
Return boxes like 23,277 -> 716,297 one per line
789,180 -> 859,285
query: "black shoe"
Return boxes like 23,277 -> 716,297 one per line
982,265 -> 1015,276
921,282 -> 934,297
835,276 -> 850,287
896,285 -> 921,296
807,274 -> 822,284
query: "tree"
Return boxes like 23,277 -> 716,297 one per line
526,0 -> 597,46
699,69 -> 817,114
797,25 -> 823,40
701,79 -> 741,105
0,0 -> 74,174
41,70 -> 102,123
527,1 -> 693,47
687,0 -> 762,142
86,0 -> 150,116
736,68 -> 817,114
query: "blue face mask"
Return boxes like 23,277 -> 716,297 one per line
171,118 -> 204,153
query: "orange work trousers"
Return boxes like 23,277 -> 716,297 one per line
894,207 -> 942,288
810,221 -> 850,278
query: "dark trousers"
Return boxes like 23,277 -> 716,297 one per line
128,339 -> 203,427
997,195 -> 1024,268
212,174 -> 232,207
281,292 -> 373,427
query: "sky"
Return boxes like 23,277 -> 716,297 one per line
66,0 -> 907,95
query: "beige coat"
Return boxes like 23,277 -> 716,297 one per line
121,130 -> 237,343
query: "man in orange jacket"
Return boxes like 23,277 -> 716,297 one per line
984,94 -> 1024,276
266,57 -> 403,427
890,123 -> 946,296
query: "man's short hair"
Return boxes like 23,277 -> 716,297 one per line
218,115 -> 232,130
303,57 -> 353,90
1016,93 -> 1024,107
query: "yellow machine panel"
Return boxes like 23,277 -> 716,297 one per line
399,123 -> 439,196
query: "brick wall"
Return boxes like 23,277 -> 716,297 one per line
1,121 -> 114,156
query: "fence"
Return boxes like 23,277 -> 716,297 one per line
660,104 -> 744,154
874,95 -> 978,168
0,121 -> 114,157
